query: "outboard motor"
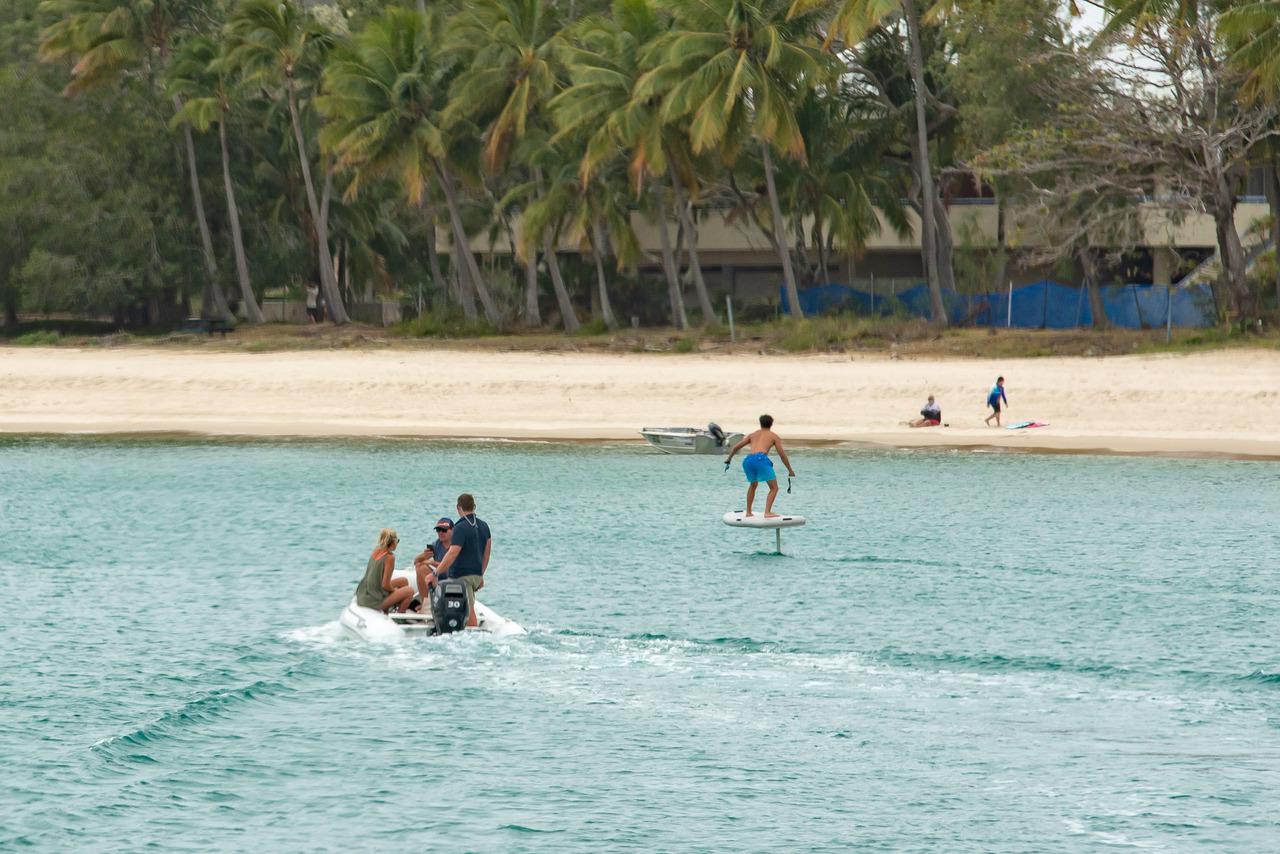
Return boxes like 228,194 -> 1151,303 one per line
431,578 -> 471,635
708,422 -> 727,447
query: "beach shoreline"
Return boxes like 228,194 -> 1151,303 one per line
3,345 -> 1279,460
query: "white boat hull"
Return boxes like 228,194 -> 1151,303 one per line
339,569 -> 525,641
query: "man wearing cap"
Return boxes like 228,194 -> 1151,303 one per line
413,516 -> 454,602
430,493 -> 491,627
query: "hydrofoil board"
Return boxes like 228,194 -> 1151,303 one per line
722,511 -> 806,528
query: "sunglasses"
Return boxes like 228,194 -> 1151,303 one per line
434,526 -> 452,533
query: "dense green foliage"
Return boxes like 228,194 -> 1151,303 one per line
2,0 -> 1278,331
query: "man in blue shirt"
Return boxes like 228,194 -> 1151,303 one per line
431,493 -> 492,627
413,516 -> 453,602
984,376 -> 1009,427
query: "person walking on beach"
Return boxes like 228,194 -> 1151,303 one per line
724,414 -> 796,518
985,376 -> 1009,427
354,528 -> 413,614
431,494 -> 491,628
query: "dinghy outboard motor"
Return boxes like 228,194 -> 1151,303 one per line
708,422 -> 727,447
431,579 -> 471,634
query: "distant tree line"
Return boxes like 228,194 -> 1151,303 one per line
2,0 -> 1278,330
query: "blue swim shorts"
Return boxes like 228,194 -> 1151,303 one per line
742,452 -> 776,483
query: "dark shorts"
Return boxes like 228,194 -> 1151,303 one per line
988,400 -> 1001,413
306,306 -> 320,321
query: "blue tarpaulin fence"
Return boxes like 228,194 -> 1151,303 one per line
779,280 -> 1215,328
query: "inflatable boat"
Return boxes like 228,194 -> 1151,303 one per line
339,569 -> 525,641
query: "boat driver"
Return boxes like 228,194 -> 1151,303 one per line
427,493 -> 491,628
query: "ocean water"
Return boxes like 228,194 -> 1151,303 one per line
1,437 -> 1278,852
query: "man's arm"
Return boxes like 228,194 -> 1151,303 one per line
435,544 -> 462,577
724,432 -> 753,463
775,439 -> 796,476
481,537 -> 492,574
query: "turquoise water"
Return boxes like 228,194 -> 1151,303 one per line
1,438 -> 1278,852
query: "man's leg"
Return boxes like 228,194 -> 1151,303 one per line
764,479 -> 780,516
745,482 -> 759,516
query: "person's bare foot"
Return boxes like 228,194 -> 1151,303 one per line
764,512 -> 781,518
744,512 -> 754,517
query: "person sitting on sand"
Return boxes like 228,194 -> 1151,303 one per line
985,376 -> 1009,427
910,395 -> 942,428
354,528 -> 413,614
724,414 -> 796,518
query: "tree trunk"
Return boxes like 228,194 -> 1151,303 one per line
668,165 -> 713,322
655,206 -> 689,329
1266,158 -> 1280,312
3,292 -> 17,327
932,187 -> 957,295
1080,249 -> 1109,330
903,0 -> 948,326
542,239 -> 581,333
523,250 -> 541,327
761,142 -> 803,319
1212,184 -> 1250,321
422,202 -> 448,301
174,95 -> 230,323
434,158 -> 500,325
285,80 -> 348,324
992,191 -> 1008,296
218,117 -> 263,323
590,219 -> 618,330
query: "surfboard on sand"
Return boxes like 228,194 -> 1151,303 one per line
1005,421 -> 1049,430
722,511 -> 807,528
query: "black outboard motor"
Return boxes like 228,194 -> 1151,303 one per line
708,422 -> 727,447
431,578 -> 471,635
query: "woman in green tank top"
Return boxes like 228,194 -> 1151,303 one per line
354,529 -> 413,613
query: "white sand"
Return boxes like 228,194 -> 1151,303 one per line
2,346 -> 1279,458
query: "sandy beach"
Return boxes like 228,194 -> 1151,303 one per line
2,346 -> 1279,458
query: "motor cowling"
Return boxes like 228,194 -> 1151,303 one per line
708,422 -> 727,446
432,578 -> 471,634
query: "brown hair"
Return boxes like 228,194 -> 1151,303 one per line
457,493 -> 476,512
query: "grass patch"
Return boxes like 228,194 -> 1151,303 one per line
12,330 -> 61,345
672,333 -> 699,353
776,316 -> 888,352
574,318 -> 611,336
394,310 -> 497,338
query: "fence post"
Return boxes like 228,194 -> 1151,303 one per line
1166,285 -> 1173,343
726,294 -> 736,343
1007,280 -> 1013,328
870,273 -> 875,315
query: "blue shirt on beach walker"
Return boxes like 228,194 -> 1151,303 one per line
743,452 -> 776,483
988,385 -> 1008,406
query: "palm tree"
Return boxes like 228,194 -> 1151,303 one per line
169,36 -> 265,323
445,0 -> 575,330
552,0 -> 713,325
39,0 -> 232,322
789,0 -> 952,324
315,5 -> 501,325
639,0 -> 834,321
225,0 -> 350,324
